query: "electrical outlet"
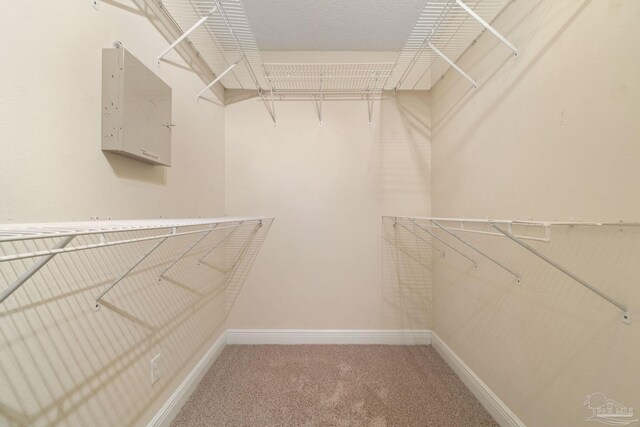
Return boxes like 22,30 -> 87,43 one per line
151,354 -> 161,385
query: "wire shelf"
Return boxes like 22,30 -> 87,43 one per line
159,0 -> 267,90
0,217 -> 264,242
157,0 -> 514,96
389,0 -> 511,90
387,216 -> 634,323
0,217 -> 270,306
264,63 -> 394,99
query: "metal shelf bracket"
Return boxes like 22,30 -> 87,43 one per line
314,75 -> 324,126
455,0 -> 519,56
259,89 -> 277,126
393,219 -> 446,258
431,220 -> 521,282
94,236 -> 170,310
197,58 -> 242,100
406,218 -> 477,266
158,225 -> 218,282
492,223 -> 630,324
158,6 -> 218,64
0,236 -> 76,305
366,92 -> 373,127
427,42 -> 477,88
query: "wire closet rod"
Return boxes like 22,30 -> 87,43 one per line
401,216 -> 640,227
0,217 -> 265,243
395,216 -> 552,242
0,222 -> 260,263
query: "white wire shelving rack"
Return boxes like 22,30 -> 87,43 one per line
158,0 -> 267,90
389,0 -> 515,91
387,216 -> 637,324
0,217 -> 270,309
263,62 -> 395,126
152,0 -> 517,125
157,0 -> 279,122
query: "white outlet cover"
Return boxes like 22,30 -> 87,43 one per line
151,354 -> 161,385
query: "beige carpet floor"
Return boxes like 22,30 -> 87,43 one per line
171,345 -> 498,426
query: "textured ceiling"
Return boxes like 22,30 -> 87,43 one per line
242,0 -> 427,51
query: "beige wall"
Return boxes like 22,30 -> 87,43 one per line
0,0 -> 225,223
431,0 -> 640,426
225,92 -> 432,330
2,0 -> 639,426
0,1 -> 229,426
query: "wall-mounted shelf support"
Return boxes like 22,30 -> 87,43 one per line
270,88 -> 277,126
366,91 -> 374,127
455,0 -> 519,56
0,236 -> 75,304
491,223 -> 630,324
427,42 -> 477,88
197,59 -> 241,100
367,71 -> 382,127
259,89 -> 277,126
94,235 -> 170,309
198,228 -> 236,264
405,218 -> 476,265
394,220 -> 446,258
386,216 -> 634,324
158,225 -> 217,282
314,76 -> 324,126
157,6 -> 218,64
432,220 -> 520,282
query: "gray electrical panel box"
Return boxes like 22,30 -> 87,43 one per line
102,46 -> 172,166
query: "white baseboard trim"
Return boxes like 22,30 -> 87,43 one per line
147,331 -> 227,427
431,332 -> 525,427
225,329 -> 432,345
